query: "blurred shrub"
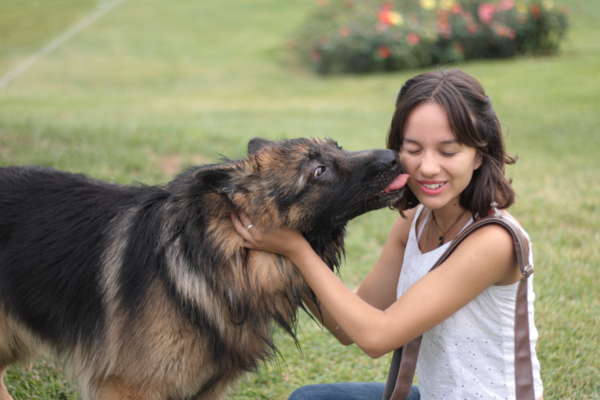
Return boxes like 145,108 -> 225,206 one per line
290,0 -> 569,74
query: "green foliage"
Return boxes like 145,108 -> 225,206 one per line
290,0 -> 569,74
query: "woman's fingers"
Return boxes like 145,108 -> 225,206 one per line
230,212 -> 259,247
231,214 -> 249,237
238,212 -> 254,230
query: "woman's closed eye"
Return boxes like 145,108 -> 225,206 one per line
402,146 -> 422,155
440,150 -> 458,157
439,144 -> 461,157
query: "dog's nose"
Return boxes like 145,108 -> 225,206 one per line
373,149 -> 399,169
348,149 -> 400,172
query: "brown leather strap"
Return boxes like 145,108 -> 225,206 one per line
382,347 -> 402,400
515,278 -> 536,399
383,213 -> 535,400
389,336 -> 421,400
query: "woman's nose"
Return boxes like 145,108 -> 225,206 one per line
418,152 -> 441,176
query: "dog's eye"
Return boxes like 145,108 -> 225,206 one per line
313,166 -> 326,178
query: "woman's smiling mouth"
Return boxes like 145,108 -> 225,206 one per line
417,180 -> 447,195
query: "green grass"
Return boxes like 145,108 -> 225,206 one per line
1,0 -> 598,399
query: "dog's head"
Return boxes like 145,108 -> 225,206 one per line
190,138 -> 407,234
168,138 -> 408,331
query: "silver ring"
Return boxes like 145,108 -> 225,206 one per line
246,224 -> 254,231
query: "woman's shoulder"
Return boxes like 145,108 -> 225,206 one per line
458,210 -> 526,284
481,209 -> 530,243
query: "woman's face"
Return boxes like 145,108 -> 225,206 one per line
399,101 -> 481,211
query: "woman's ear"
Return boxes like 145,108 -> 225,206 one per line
474,151 -> 483,170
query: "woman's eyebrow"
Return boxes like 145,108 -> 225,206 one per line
402,138 -> 420,144
402,138 -> 459,145
440,139 -> 460,145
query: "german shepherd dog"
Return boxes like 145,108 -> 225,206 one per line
0,137 -> 407,400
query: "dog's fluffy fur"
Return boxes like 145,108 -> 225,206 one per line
0,137 -> 405,399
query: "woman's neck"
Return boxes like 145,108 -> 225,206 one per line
429,202 -> 468,229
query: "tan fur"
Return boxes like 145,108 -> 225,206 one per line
95,377 -> 146,400
103,282 -> 217,399
0,311 -> 50,367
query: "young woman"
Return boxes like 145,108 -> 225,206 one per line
232,69 -> 543,400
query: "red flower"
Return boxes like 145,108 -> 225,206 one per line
339,26 -> 351,37
478,3 -> 496,23
378,4 -> 393,25
407,33 -> 421,46
493,23 -> 516,39
378,3 -> 403,27
530,4 -> 542,18
462,12 -> 478,34
377,46 -> 392,59
437,11 -> 452,37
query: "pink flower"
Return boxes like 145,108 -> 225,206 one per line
478,3 -> 496,23
498,0 -> 515,11
451,4 -> 463,14
407,33 -> 421,46
339,26 -> 351,37
377,46 -> 392,59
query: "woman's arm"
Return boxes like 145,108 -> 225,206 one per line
232,214 -> 517,358
354,209 -> 415,310
301,210 -> 416,345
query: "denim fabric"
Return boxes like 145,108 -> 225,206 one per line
288,382 -> 420,400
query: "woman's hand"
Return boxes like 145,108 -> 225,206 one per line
230,212 -> 311,261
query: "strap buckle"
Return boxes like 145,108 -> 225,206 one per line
522,264 -> 534,278
490,201 -> 502,218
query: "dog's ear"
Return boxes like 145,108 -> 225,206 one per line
248,137 -> 274,155
194,167 -> 235,195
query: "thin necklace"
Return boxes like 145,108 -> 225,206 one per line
431,209 -> 468,246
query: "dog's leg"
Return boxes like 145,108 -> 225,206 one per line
0,367 -> 14,400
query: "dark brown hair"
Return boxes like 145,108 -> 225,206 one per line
387,69 -> 516,218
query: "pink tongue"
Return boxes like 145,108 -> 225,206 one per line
384,174 -> 410,193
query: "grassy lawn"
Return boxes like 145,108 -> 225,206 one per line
1,0 -> 598,399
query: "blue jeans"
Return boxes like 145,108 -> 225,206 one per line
288,382 -> 420,400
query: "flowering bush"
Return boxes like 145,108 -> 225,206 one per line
290,0 -> 569,74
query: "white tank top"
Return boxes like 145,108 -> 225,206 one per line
396,205 -> 543,399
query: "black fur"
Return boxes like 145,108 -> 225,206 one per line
0,167 -> 140,350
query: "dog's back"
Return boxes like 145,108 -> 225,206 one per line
0,167 -> 142,356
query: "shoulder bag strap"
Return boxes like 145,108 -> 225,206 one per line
383,214 -> 535,400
